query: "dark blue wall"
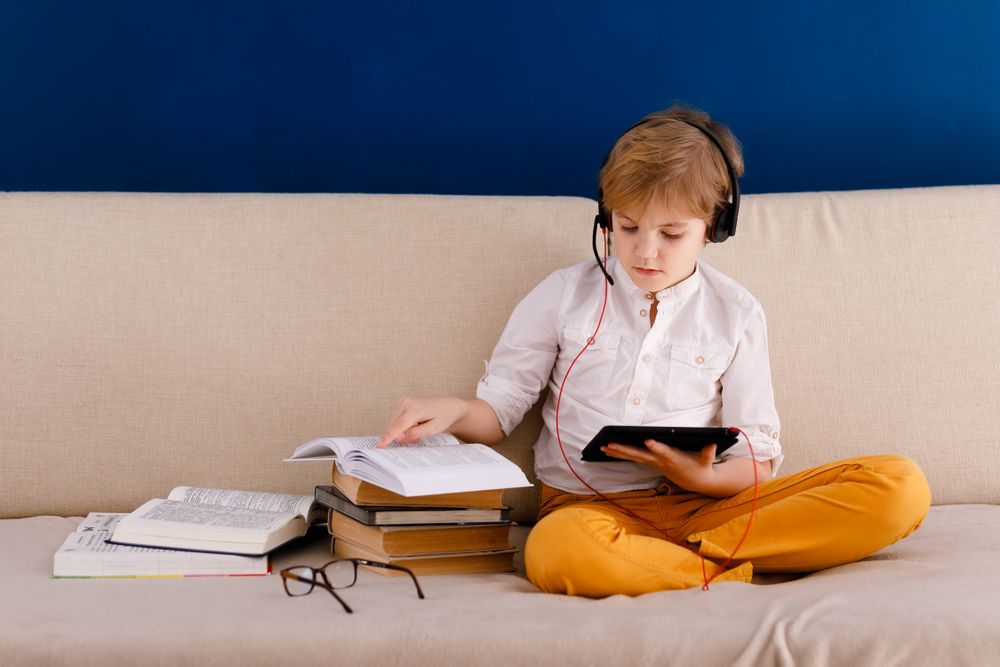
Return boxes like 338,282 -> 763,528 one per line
2,1 -> 998,195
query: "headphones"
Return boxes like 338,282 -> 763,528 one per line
592,116 -> 742,285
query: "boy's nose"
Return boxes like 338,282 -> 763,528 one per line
636,237 -> 658,258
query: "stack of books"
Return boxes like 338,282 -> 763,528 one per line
315,469 -> 518,575
53,487 -> 327,578
288,432 -> 532,575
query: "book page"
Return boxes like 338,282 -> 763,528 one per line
285,432 -> 460,461
358,444 -> 508,471
59,514 -> 222,555
54,513 -> 267,577
135,499 -> 293,532
167,487 -> 315,520
76,512 -> 127,534
337,444 -> 531,496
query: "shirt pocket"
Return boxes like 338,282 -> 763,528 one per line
665,344 -> 731,410
557,326 -> 622,389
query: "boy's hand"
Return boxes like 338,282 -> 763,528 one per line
601,439 -> 717,494
377,396 -> 468,448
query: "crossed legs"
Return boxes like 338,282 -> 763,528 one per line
524,455 -> 931,597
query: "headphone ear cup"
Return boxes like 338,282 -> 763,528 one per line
595,203 -> 611,232
710,205 -> 734,243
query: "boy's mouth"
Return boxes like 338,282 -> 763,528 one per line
634,267 -> 662,276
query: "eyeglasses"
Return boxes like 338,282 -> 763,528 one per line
280,558 -> 425,614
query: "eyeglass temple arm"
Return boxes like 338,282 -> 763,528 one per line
284,571 -> 355,614
316,579 -> 355,613
357,559 -> 425,599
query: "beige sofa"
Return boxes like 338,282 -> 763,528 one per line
2,187 -> 998,666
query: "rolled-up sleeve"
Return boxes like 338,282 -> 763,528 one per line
476,270 -> 565,436
718,303 -> 784,477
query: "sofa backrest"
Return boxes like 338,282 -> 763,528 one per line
1,193 -> 591,522
706,184 -> 1000,508
2,187 -> 998,521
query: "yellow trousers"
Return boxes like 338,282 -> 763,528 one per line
524,455 -> 931,597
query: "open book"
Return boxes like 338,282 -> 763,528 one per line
54,513 -> 269,578
107,486 -> 325,556
286,433 -> 531,497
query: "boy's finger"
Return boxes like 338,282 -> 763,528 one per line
399,420 -> 436,444
380,409 -> 424,447
604,443 -> 652,464
601,445 -> 628,459
378,424 -> 410,447
644,439 -> 675,457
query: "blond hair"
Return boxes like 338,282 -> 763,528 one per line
598,104 -> 744,231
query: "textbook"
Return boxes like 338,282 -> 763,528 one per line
328,509 -> 513,556
285,432 -> 459,462
332,469 -> 506,509
53,513 -> 269,578
333,537 -> 517,576
316,485 -> 511,524
107,486 -> 325,556
285,433 -> 531,497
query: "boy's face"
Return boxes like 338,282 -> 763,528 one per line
611,203 -> 709,293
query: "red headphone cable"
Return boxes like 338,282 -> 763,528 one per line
553,227 -> 759,591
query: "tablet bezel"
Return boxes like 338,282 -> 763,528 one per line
580,426 -> 740,463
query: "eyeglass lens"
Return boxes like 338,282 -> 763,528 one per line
325,560 -> 357,588
283,567 -> 316,596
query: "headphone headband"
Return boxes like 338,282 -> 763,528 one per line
595,116 -> 741,244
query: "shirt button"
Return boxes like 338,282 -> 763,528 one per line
642,354 -> 651,363
646,293 -> 655,301
696,356 -> 705,364
772,431 -> 779,439
640,309 -> 647,317
633,397 -> 641,406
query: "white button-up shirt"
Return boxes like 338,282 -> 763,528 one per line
476,256 -> 783,494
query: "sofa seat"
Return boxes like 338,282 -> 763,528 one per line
4,505 -> 999,666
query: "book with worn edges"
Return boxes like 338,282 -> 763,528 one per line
327,509 -> 513,556
332,537 -> 516,576
316,485 -> 512,526
332,469 -> 507,508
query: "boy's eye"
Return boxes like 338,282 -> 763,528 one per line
618,226 -> 682,239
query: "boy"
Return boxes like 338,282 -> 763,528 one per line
378,104 -> 931,596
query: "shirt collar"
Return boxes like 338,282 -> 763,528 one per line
610,256 -> 703,304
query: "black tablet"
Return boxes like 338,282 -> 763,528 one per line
580,426 -> 740,463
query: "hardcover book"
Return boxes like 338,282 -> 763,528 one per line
315,485 -> 512,525
107,486 -> 325,556
333,537 -> 517,576
286,432 -> 531,498
331,470 -> 507,509
327,506 -> 513,556
54,513 -> 269,578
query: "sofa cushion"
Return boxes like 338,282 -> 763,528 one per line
4,505 -> 1000,665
